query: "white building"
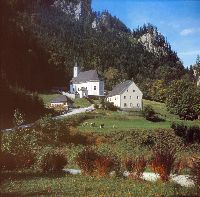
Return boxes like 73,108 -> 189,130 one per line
107,80 -> 143,110
70,63 -> 104,98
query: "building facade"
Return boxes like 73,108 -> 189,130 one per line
107,80 -> 143,110
70,64 -> 104,98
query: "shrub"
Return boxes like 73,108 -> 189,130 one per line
171,122 -> 200,144
124,156 -> 147,179
101,100 -> 118,111
76,148 -> 99,175
190,158 -> 200,188
2,128 -> 38,169
36,146 -> 67,172
150,144 -> 176,181
34,116 -> 71,145
0,152 -> 16,170
143,105 -> 162,122
94,155 -> 120,177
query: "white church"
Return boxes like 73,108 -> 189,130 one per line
70,63 -> 104,98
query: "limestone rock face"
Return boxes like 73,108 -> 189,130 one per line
139,30 -> 168,56
53,0 -> 91,20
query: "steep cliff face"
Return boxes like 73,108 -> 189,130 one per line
53,0 -> 91,20
134,24 -> 171,57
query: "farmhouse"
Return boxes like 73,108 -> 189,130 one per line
70,63 -> 104,98
107,80 -> 143,110
50,95 -> 73,111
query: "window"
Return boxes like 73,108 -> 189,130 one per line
127,89 -> 128,92
124,103 -> 127,107
133,90 -> 135,92
137,103 -> 140,107
94,86 -> 96,90
115,97 -> 116,100
137,96 -> 139,99
78,88 -> 80,91
130,103 -> 132,107
73,88 -> 75,91
124,96 -> 126,99
86,87 -> 87,89
130,96 -> 132,99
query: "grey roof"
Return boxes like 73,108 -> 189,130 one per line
107,80 -> 133,97
71,70 -> 101,83
51,95 -> 72,103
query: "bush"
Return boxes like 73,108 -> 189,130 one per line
101,100 -> 118,111
94,155 -> 120,177
150,144 -> 176,181
0,152 -> 16,170
34,116 -> 71,145
36,146 -> 67,172
143,105 -> 162,122
190,158 -> 200,188
76,148 -> 99,175
2,128 -> 38,169
124,156 -> 147,179
171,122 -> 200,144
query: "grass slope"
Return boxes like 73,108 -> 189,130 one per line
39,93 -> 60,105
0,171 -> 197,197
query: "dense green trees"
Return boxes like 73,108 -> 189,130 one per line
166,80 -> 200,120
0,1 -> 185,92
0,0 -> 190,125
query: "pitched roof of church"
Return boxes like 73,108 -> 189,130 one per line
71,70 -> 101,83
107,80 -> 133,97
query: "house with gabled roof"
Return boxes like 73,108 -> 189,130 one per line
50,95 -> 73,111
107,80 -> 143,110
70,63 -> 104,98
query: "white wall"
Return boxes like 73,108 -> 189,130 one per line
107,81 -> 143,110
120,82 -> 143,110
107,95 -> 121,108
70,80 -> 104,97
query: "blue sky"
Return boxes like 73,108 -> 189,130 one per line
92,0 -> 200,68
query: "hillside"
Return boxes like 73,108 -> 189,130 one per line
1,0 -> 185,91
0,0 -> 186,127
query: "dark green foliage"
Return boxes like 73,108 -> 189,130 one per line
166,80 -> 200,120
1,1 -> 185,93
1,128 -> 38,169
34,116 -> 71,146
0,85 -> 47,129
171,122 -> 200,144
36,146 -> 67,172
0,152 -> 16,171
101,100 -> 118,111
143,105 -> 163,122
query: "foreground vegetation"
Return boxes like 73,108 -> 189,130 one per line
1,171 -> 198,197
1,98 -> 200,196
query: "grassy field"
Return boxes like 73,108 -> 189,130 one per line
74,98 -> 92,108
77,99 -> 200,133
1,171 -> 197,197
78,111 -> 171,133
39,93 -> 60,105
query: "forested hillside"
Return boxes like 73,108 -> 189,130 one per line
1,0 -> 185,90
0,0 -> 187,128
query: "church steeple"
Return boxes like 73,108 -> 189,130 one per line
73,62 -> 80,78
